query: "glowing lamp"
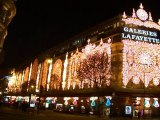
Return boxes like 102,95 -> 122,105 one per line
153,98 -> 159,108
144,98 -> 150,108
73,97 -> 79,105
105,96 -> 112,107
64,97 -> 70,105
90,97 -> 98,107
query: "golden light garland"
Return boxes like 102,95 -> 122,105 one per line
51,59 -> 62,90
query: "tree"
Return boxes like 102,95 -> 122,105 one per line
76,39 -> 111,117
50,74 -> 61,90
77,40 -> 111,89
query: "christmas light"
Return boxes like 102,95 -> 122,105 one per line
36,64 -> 41,92
41,60 -> 49,89
67,49 -> 82,89
106,99 -> 111,107
122,40 -> 160,87
8,69 -> 17,92
62,53 -> 68,90
53,97 -> 57,103
51,59 -> 62,90
90,97 -> 98,107
24,67 -> 29,83
17,73 -> 22,92
153,78 -> 159,86
64,97 -> 70,105
122,3 -> 160,31
73,97 -> 79,105
27,63 -> 33,91
21,70 -> 25,86
47,59 -> 52,91
75,39 -> 111,88
153,98 -> 159,107
144,98 -> 150,108
105,96 -> 112,107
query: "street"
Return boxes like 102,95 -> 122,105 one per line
0,106 -> 159,120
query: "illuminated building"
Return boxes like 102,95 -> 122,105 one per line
0,0 -> 16,64
7,3 -> 160,117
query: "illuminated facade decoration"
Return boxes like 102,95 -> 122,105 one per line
8,70 -> 16,92
21,70 -> 25,84
53,97 -> 57,104
41,60 -> 49,90
47,59 -> 52,91
153,98 -> 159,108
122,40 -> 160,87
67,49 -> 82,90
50,59 -> 62,90
62,53 -> 68,90
16,73 -> 22,92
136,3 -> 148,21
122,3 -> 160,31
90,97 -> 98,107
105,96 -> 112,107
64,97 -> 70,105
8,70 -> 23,92
6,3 -> 160,117
76,39 -> 111,88
72,97 -> 79,105
27,63 -> 32,91
30,59 -> 38,81
23,67 -> 29,83
144,98 -> 150,108
36,64 -> 41,92
136,97 -> 141,105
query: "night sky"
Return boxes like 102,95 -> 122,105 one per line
2,0 -> 160,68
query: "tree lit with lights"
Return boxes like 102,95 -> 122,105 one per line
50,59 -> 62,90
76,39 -> 111,89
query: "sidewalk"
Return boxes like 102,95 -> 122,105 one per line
0,106 -> 159,120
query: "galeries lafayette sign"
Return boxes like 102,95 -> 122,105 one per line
122,27 -> 160,44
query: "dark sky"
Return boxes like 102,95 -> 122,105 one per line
2,0 -> 160,68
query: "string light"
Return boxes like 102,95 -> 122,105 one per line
51,59 -> 62,90
122,3 -> 160,31
122,40 -> 160,87
36,64 -> 41,92
77,39 -> 111,88
47,59 -> 52,91
62,53 -> 68,90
